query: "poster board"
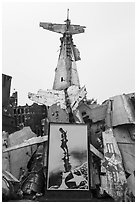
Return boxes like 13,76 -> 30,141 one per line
46,123 -> 90,191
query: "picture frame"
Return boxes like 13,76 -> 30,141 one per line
46,123 -> 90,191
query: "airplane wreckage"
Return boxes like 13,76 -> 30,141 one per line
2,10 -> 135,202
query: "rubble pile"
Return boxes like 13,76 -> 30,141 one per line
2,10 -> 135,202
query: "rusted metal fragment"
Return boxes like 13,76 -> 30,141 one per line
48,104 -> 69,123
28,89 -> 66,109
3,135 -> 48,153
100,128 -> 127,201
110,94 -> 135,127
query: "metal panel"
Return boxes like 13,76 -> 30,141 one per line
101,128 -> 127,201
40,22 -> 86,35
127,173 -> 135,196
90,104 -> 107,123
117,143 -> 135,174
78,103 -> 107,123
28,89 -> 66,109
111,94 -> 135,127
67,85 -> 87,111
117,142 -> 135,196
28,86 -> 86,114
3,135 -> 48,153
8,127 -> 37,179
48,104 -> 69,123
113,126 -> 134,144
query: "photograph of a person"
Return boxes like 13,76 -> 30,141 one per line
47,123 -> 89,190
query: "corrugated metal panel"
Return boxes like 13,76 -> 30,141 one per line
110,94 -> 135,127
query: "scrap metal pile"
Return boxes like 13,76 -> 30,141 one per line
2,10 -> 135,202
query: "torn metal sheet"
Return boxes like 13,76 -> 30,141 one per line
48,104 -> 69,123
28,89 -> 66,109
100,128 -> 127,201
78,103 -> 107,123
3,135 -> 48,153
119,144 -> 135,197
121,94 -> 135,122
7,127 -> 37,179
113,124 -> 135,195
40,22 -> 86,35
126,173 -> 135,196
73,109 -> 84,123
28,86 -> 87,114
117,143 -> 135,175
110,94 -> 135,126
89,104 -> 107,123
67,85 -> 87,111
113,125 -> 135,144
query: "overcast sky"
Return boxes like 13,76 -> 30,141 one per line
2,2 -> 135,105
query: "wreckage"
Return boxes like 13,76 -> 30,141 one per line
2,10 -> 135,201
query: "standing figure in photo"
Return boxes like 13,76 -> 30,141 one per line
59,128 -> 69,155
59,128 -> 71,173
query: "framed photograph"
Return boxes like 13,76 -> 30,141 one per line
46,123 -> 89,190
